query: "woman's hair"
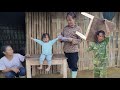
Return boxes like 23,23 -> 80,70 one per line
41,33 -> 50,40
94,30 -> 105,43
66,12 -> 77,19
1,45 -> 12,52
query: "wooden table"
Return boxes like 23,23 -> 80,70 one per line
26,54 -> 68,78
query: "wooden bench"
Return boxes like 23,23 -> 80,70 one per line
26,54 -> 68,78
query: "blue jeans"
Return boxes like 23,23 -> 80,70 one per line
4,67 -> 26,78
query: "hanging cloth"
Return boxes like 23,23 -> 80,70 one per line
103,12 -> 115,20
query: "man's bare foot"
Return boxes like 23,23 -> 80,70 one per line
45,66 -> 51,72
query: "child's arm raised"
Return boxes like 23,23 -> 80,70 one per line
104,37 -> 109,45
105,22 -> 110,45
31,37 -> 44,45
50,38 -> 59,45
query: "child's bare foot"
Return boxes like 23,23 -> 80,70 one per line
45,66 -> 51,72
37,65 -> 42,70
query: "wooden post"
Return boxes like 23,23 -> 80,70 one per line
26,60 -> 32,78
32,66 -> 36,76
63,59 -> 67,78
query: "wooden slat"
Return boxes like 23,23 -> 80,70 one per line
118,12 -> 120,66
39,12 -> 41,54
34,12 -> 36,55
25,12 -> 29,54
29,12 -> 32,55
36,12 -> 39,54
31,12 -> 34,55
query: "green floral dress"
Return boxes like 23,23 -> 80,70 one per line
87,37 -> 109,78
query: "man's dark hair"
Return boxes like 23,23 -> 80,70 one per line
94,30 -> 105,43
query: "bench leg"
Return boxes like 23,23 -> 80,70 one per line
32,66 -> 36,77
60,65 -> 63,74
63,60 -> 67,78
26,61 -> 32,78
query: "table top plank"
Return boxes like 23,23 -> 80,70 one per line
26,54 -> 67,61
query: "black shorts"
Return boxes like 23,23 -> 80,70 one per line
64,52 -> 79,71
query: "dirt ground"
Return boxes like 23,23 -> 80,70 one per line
1,67 -> 120,78
32,67 -> 120,78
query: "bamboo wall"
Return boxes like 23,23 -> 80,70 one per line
25,12 -> 120,73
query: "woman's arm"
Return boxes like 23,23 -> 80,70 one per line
58,33 -> 73,42
71,27 -> 83,45
60,27 -> 82,44
25,54 -> 31,58
17,54 -> 25,62
58,32 -> 64,43
0,59 -> 20,73
71,37 -> 82,45
0,61 -> 19,73
2,68 -> 12,73
2,68 -> 20,73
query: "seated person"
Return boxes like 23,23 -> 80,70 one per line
0,45 -> 29,78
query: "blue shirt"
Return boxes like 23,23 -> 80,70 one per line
33,38 -> 58,55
